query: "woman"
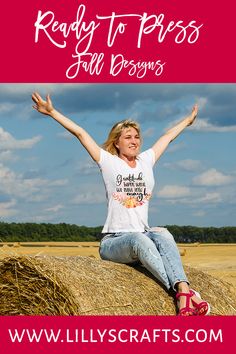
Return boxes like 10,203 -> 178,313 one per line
32,92 -> 210,316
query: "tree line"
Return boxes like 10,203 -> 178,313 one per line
0,222 -> 235,243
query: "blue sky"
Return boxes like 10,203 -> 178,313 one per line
0,84 -> 235,227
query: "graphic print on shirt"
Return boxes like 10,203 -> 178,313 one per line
113,172 -> 152,208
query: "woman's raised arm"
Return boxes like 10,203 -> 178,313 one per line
32,92 -> 101,162
151,105 -> 198,162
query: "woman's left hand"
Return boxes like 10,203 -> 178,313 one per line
32,92 -> 54,116
188,104 -> 198,126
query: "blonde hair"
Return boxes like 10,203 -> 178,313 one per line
102,119 -> 142,155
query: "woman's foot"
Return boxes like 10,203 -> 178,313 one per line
176,282 -> 196,316
176,282 -> 210,316
176,291 -> 196,316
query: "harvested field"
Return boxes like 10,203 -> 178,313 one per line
0,255 -> 235,316
179,243 -> 236,286
1,242 -> 236,286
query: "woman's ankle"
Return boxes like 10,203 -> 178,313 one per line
176,281 -> 190,293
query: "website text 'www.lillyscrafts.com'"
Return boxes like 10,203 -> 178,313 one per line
8,327 -> 223,344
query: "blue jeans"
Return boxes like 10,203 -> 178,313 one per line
99,228 -> 189,290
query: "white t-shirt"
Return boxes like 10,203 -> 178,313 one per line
97,148 -> 155,233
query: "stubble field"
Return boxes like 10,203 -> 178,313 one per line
1,242 -> 236,286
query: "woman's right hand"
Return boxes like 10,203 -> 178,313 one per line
32,92 -> 54,116
32,91 -> 101,162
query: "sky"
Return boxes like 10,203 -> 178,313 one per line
0,84 -> 235,227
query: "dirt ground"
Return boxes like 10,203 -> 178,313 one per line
1,242 -> 236,286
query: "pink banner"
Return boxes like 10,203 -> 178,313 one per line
1,1 -> 236,354
0,316 -> 235,354
1,0 -> 235,82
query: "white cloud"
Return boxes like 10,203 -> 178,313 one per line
167,142 -> 186,153
156,184 -> 227,207
57,131 -> 73,140
45,204 -> 64,213
193,169 -> 234,186
0,127 -> 42,151
158,185 -> 191,198
0,165 -> 43,198
27,194 -> 49,202
142,127 -> 155,138
198,192 -> 222,203
0,199 -> 17,217
0,163 -> 68,200
197,97 -> 208,110
172,192 -> 223,207
0,103 -> 16,114
0,150 -> 18,162
77,159 -> 98,175
163,159 -> 203,172
49,179 -> 68,186
166,114 -> 236,134
189,118 -> 236,132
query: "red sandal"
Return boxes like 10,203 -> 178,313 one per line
190,289 -> 211,316
176,291 -> 196,316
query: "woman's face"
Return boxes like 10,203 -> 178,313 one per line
115,127 -> 141,158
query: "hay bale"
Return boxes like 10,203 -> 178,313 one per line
1,244 -> 10,249
13,242 -> 21,248
0,255 -> 235,316
193,242 -> 200,247
179,249 -> 186,256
